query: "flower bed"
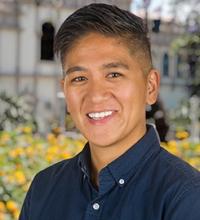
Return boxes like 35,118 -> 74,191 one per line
0,128 -> 199,220
0,127 -> 85,220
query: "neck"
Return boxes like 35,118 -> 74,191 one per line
89,126 -> 146,187
90,146 -> 119,188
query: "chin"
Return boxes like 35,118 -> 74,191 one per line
86,133 -> 119,148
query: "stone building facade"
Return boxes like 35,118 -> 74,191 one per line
0,0 -> 188,132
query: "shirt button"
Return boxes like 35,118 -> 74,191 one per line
119,178 -> 125,185
93,203 -> 100,210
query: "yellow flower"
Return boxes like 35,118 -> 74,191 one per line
0,132 -> 10,145
167,140 -> 177,148
45,154 -> 54,163
165,140 -> 180,156
0,213 -> 6,220
0,201 -> 6,212
22,126 -> 32,134
9,150 -> 17,158
168,147 -> 180,156
13,209 -> 20,219
47,146 -> 59,155
47,133 -> 57,145
195,145 -> 200,154
6,200 -> 18,213
22,183 -> 31,192
14,170 -> 26,185
9,147 -> 25,158
187,158 -> 200,168
35,143 -> 44,150
181,141 -> 190,150
26,146 -> 35,156
6,175 -> 15,184
160,142 -> 167,148
175,131 -> 189,140
60,151 -> 72,159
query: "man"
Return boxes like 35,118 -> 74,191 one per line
19,3 -> 200,220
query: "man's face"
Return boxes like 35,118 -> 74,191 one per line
61,33 -> 159,150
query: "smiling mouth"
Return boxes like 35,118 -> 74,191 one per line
87,110 -> 114,120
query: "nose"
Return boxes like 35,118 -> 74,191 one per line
86,80 -> 111,104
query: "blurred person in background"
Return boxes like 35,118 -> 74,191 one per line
19,3 -> 200,220
146,98 -> 169,142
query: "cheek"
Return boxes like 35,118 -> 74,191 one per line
117,82 -> 146,103
64,91 -> 78,113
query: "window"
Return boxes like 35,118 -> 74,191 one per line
176,54 -> 181,78
41,22 -> 55,61
163,53 -> 169,77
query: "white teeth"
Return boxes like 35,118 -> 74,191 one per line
88,111 -> 113,120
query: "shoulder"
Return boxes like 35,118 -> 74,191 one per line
160,147 -> 200,183
158,149 -> 200,219
31,153 -> 81,190
19,153 -> 83,220
158,147 -> 200,199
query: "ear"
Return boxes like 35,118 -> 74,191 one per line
146,69 -> 160,105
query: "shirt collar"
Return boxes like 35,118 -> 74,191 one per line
107,124 -> 160,185
78,124 -> 160,188
78,142 -> 91,179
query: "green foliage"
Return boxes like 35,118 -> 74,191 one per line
172,34 -> 200,53
171,32 -> 200,95
0,92 -> 37,131
169,99 -> 191,130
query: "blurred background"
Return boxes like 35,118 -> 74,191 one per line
0,0 -> 199,219
0,0 -> 199,140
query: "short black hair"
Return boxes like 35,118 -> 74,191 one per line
54,3 -> 152,73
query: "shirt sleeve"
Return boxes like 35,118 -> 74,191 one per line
164,186 -> 200,220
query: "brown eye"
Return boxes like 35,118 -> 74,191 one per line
107,72 -> 122,78
71,76 -> 87,83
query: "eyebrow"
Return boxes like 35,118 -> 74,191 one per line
102,62 -> 129,70
64,66 -> 87,76
64,61 -> 129,76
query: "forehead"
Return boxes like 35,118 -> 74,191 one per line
61,33 -> 148,81
62,32 -> 151,76
63,33 -> 135,66
70,33 -> 129,52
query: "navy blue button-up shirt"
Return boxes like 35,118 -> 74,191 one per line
19,125 -> 200,220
